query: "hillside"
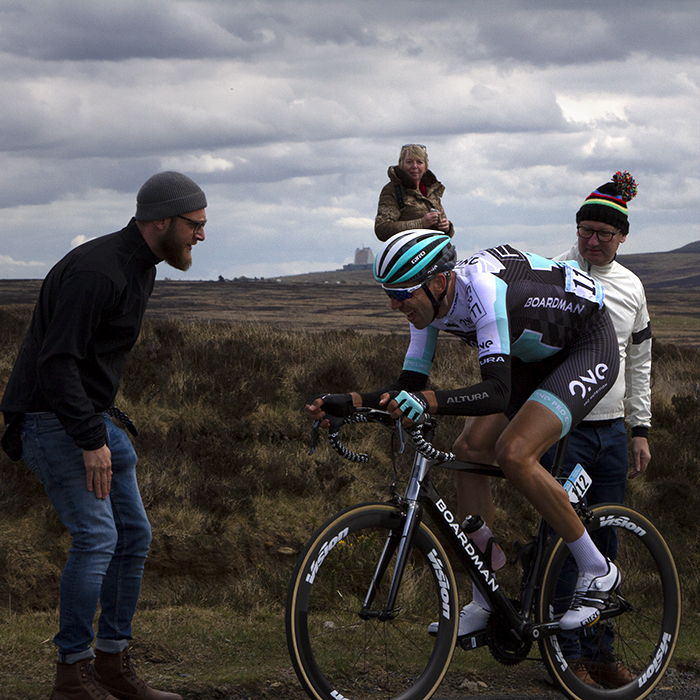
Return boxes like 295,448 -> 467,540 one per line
1,241 -> 699,345
618,240 -> 700,289
275,241 -> 700,290
1,241 -> 698,295
673,241 -> 700,254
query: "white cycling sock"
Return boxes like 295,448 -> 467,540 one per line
472,583 -> 491,612
566,530 -> 608,576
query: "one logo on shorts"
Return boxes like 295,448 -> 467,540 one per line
569,364 -> 609,399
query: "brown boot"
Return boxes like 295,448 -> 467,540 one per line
93,648 -> 182,700
50,658 -> 119,700
569,657 -> 602,688
587,659 -> 636,687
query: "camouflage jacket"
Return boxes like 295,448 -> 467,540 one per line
374,165 -> 454,241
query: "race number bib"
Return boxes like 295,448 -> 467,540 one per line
564,264 -> 605,308
563,463 -> 592,504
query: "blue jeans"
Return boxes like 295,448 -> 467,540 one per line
541,418 -> 629,661
21,413 -> 151,663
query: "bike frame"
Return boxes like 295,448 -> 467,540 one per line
359,428 -> 584,644
290,413 -> 680,700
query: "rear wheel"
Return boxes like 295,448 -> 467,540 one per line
286,502 -> 459,700
538,504 -> 681,700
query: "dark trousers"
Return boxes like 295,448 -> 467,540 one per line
541,418 -> 629,660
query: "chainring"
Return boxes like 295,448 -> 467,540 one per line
486,600 -> 533,666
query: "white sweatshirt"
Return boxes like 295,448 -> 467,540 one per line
555,245 -> 652,435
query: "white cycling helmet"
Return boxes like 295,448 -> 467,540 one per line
374,230 -> 457,320
373,230 -> 456,288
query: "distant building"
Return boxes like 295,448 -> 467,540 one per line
355,247 -> 374,265
342,246 -> 374,271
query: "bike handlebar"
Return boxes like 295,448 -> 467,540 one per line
310,408 -> 456,464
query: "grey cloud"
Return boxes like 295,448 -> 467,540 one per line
474,4 -> 699,66
0,0 -> 697,280
3,1 -> 698,66
0,1 -> 279,61
0,0 -> 390,62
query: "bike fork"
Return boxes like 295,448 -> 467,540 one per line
359,455 -> 432,621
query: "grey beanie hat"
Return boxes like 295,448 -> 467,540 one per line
135,171 -> 207,221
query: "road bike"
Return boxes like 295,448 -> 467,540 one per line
285,408 -> 680,700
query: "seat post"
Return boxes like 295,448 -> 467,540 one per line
549,434 -> 571,478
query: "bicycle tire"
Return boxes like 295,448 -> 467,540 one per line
286,502 -> 459,700
537,504 -> 681,700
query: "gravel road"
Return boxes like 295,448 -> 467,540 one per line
434,666 -> 700,700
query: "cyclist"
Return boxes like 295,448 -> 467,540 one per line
306,229 -> 621,636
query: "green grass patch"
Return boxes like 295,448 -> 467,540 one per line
2,606 -> 697,699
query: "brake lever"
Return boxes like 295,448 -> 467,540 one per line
395,419 -> 407,454
309,420 -> 321,456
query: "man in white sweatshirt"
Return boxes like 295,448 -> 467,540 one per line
544,171 -> 651,688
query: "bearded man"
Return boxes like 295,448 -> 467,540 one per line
1,171 -> 207,700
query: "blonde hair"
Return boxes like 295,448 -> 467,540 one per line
398,144 -> 428,168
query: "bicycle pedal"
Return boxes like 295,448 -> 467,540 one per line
459,630 -> 488,650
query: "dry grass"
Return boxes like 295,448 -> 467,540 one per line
1,309 -> 697,614
2,278 -> 700,343
1,301 -> 699,697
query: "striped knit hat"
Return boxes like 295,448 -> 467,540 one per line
576,171 -> 638,235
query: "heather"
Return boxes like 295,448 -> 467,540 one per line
1,307 -> 698,696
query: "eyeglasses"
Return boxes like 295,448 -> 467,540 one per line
176,214 -> 207,234
401,144 -> 426,151
383,283 -> 423,301
576,225 -> 620,243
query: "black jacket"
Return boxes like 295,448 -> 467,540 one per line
1,219 -> 160,451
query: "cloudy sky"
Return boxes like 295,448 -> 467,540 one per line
1,0 -> 698,281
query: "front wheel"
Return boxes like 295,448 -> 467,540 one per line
286,502 -> 459,700
538,504 -> 681,700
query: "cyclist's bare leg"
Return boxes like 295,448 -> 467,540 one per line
451,403 -> 607,631
452,414 -> 509,616
453,414 -> 509,526
494,400 -> 584,543
495,401 -> 613,633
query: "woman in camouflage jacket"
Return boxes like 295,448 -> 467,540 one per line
374,144 -> 454,241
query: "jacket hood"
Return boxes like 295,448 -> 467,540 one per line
387,165 -> 440,190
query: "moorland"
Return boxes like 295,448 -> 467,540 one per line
0,256 -> 699,698
1,277 -> 699,344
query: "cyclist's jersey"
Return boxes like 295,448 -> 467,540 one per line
404,245 -> 605,375
398,245 -> 619,435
